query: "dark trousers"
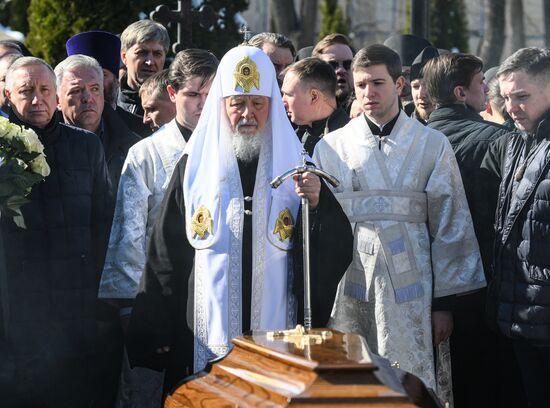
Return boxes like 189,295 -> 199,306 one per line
451,290 -> 526,408
513,339 -> 550,408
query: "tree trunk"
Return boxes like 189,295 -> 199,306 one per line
544,0 -> 550,46
411,0 -> 430,39
508,0 -> 525,53
298,0 -> 318,48
270,0 -> 299,39
477,0 -> 505,67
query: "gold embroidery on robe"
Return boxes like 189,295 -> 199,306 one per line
191,205 -> 213,239
274,207 -> 293,241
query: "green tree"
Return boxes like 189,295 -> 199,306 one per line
26,0 -> 152,65
319,0 -> 348,39
25,0 -> 248,66
403,0 -> 412,34
430,0 -> 469,52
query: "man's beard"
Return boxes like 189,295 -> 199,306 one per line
336,87 -> 350,106
232,118 -> 264,163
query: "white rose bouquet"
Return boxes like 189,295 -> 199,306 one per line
0,116 -> 50,227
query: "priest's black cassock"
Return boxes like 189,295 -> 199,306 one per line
126,153 -> 353,392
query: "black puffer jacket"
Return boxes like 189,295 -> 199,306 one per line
486,114 -> 550,344
428,104 -> 509,276
0,113 -> 120,406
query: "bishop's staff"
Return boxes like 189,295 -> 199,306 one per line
270,151 -> 339,331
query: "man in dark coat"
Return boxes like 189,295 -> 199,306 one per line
423,52 -> 523,408
482,47 -> 550,407
0,57 -> 117,407
118,20 -> 170,137
66,30 -> 152,140
55,54 -> 141,190
127,46 -> 353,395
281,57 -> 349,155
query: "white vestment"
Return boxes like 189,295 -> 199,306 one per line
99,120 -> 187,299
181,46 -> 303,372
313,111 -> 486,402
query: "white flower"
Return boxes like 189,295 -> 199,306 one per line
0,117 -> 20,141
17,126 -> 44,154
30,154 -> 50,177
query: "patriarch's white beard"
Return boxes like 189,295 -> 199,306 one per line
232,118 -> 264,163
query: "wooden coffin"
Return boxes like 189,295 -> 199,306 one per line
165,328 -> 442,407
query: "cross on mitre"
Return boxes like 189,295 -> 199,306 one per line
239,25 -> 253,44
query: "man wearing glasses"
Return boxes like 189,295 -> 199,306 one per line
312,33 -> 354,111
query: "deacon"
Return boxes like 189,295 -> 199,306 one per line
127,46 -> 352,392
313,44 -> 486,404
98,49 -> 218,407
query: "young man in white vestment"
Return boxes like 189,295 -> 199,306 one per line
126,45 -> 353,394
97,49 -> 218,407
312,44 -> 486,405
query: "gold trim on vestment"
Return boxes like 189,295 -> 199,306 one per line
273,207 -> 294,241
191,205 -> 213,239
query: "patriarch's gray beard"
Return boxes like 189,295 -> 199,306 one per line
232,118 -> 264,162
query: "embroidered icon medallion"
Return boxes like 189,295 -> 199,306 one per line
191,205 -> 213,239
234,56 -> 260,93
273,207 -> 294,241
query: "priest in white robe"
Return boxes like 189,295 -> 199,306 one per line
99,49 -> 218,301
313,44 -> 486,406
97,49 -> 218,407
126,45 -> 353,393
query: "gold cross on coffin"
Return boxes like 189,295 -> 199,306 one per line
266,325 -> 333,350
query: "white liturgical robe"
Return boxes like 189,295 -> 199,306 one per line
99,120 -> 187,299
313,111 -> 486,403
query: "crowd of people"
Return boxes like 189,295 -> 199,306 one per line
0,16 -> 548,408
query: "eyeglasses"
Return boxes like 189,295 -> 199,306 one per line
327,60 -> 352,70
